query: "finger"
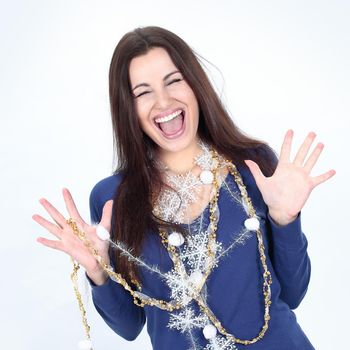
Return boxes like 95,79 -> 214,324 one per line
279,129 -> 294,162
37,237 -> 66,252
304,142 -> 324,173
32,214 -> 63,239
62,188 -> 86,228
39,198 -> 67,228
294,131 -> 317,166
311,169 -> 336,187
244,160 -> 266,187
99,200 -> 114,232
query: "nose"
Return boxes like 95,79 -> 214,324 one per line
154,87 -> 172,110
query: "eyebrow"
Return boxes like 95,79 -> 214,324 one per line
131,70 -> 181,91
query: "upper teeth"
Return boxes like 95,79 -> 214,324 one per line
155,110 -> 182,123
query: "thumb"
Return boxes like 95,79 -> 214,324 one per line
99,200 -> 114,231
244,160 -> 266,188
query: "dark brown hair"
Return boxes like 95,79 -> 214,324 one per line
108,26 -> 277,284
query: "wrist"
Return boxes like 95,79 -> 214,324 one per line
86,257 -> 110,286
86,267 -> 109,286
268,209 -> 298,226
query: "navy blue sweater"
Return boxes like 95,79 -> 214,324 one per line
88,166 -> 315,349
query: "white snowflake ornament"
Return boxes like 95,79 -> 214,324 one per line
154,171 -> 202,223
181,231 -> 209,273
164,269 -> 193,304
167,307 -> 208,333
180,230 -> 222,274
204,335 -> 238,350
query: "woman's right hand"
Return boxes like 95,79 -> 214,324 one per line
32,188 -> 113,285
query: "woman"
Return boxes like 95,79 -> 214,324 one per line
33,26 -> 335,350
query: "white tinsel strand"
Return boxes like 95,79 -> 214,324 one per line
187,327 -> 201,350
222,179 -> 249,215
109,240 -> 166,278
216,229 -> 254,261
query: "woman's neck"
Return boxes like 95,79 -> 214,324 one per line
157,138 -> 203,174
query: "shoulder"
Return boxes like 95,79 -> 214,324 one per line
233,164 -> 267,218
234,144 -> 277,215
236,143 -> 277,182
89,173 -> 125,215
248,143 -> 278,176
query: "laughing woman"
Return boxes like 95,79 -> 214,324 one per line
33,26 -> 335,350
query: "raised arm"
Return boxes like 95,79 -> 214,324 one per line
266,212 -> 311,309
33,180 -> 146,341
245,130 -> 335,308
88,179 -> 146,340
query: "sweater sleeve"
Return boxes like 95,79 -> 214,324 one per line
247,144 -> 311,310
267,212 -> 311,310
88,178 -> 146,341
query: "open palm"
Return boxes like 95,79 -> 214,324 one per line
33,188 -> 113,275
245,130 -> 336,226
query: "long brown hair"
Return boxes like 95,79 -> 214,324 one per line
108,26 -> 276,285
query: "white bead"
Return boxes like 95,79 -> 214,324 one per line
168,232 -> 185,246
78,339 -> 93,350
189,270 -> 204,287
244,217 -> 260,231
203,324 -> 217,339
96,225 -> 110,240
200,170 -> 214,184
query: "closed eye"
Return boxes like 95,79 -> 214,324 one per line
134,78 -> 183,97
135,90 -> 151,98
167,78 -> 183,85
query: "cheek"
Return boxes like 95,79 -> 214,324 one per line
184,89 -> 199,116
136,113 -> 149,133
135,102 -> 154,134
177,85 -> 198,109
135,101 -> 149,124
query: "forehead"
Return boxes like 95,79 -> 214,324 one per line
129,47 -> 178,85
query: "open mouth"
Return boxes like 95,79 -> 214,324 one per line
154,109 -> 185,138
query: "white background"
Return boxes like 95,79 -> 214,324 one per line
1,1 -> 349,349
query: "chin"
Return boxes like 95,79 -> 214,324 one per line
158,135 -> 198,154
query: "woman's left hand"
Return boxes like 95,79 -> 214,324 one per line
244,130 -> 336,226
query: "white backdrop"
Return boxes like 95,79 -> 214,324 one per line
1,1 -> 349,349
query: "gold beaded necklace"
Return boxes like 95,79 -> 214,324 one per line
67,148 -> 273,348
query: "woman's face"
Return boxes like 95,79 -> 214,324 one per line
129,47 -> 200,155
